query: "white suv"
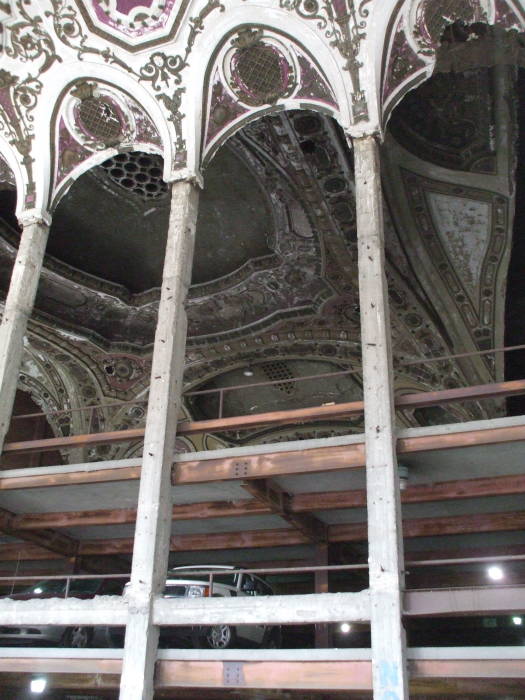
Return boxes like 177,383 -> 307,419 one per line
162,565 -> 280,649
114,565 -> 280,649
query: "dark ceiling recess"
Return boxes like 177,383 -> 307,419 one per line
0,189 -> 18,232
43,144 -> 273,294
505,68 -> 525,416
189,359 -> 361,423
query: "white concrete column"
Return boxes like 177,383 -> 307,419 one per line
119,179 -> 200,700
354,135 -> 408,700
0,212 -> 50,451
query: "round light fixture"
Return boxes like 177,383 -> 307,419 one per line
512,616 -> 523,626
243,368 -> 254,377
487,565 -> 504,581
30,678 -> 47,694
340,622 -> 351,634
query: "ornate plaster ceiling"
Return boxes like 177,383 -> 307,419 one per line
0,28 -> 520,450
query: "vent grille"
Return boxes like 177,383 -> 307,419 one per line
236,46 -> 282,100
101,152 -> 168,200
78,98 -> 122,143
260,361 -> 295,395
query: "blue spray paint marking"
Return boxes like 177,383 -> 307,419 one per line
378,660 -> 400,700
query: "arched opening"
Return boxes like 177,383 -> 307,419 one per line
0,390 -> 61,469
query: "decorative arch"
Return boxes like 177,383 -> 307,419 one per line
49,77 -> 167,211
381,0 -> 525,127
199,24 -> 343,167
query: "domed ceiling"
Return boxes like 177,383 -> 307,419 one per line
0,32 -> 520,432
47,145 -> 273,293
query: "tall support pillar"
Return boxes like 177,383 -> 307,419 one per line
354,135 -> 408,700
0,213 -> 50,451
119,179 -> 200,700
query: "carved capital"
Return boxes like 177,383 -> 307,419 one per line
18,208 -> 52,227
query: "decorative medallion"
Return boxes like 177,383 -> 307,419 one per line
225,29 -> 296,108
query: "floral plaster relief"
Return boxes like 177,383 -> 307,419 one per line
426,191 -> 491,300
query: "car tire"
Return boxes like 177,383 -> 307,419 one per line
203,624 -> 236,649
61,626 -> 92,648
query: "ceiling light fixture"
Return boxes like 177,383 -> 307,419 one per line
340,622 -> 351,634
243,368 -> 254,377
30,678 -> 47,694
487,565 -> 504,581
398,464 -> 409,490
512,616 -> 523,626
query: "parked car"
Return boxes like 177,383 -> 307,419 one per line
0,566 -> 280,650
0,577 -> 126,648
111,565 -> 281,649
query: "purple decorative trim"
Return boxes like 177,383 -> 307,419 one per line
56,117 -> 91,185
295,55 -> 337,108
383,16 -> 425,106
129,102 -> 162,147
206,74 -> 248,147
90,0 -> 179,38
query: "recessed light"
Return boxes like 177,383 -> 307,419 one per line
30,678 -> 47,693
487,565 -> 504,581
340,622 -> 351,634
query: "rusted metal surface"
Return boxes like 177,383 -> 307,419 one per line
242,479 -> 327,543
8,472 -> 525,531
156,660 -> 373,690
2,509 -> 521,559
4,379 -> 525,455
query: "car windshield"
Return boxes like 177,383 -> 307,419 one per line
169,569 -> 238,587
22,578 -> 101,596
24,580 -> 66,596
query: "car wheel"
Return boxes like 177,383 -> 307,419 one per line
205,624 -> 236,649
61,626 -> 92,648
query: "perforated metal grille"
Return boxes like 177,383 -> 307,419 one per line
235,46 -> 283,99
101,152 -> 168,199
78,98 -> 122,142
260,361 -> 295,395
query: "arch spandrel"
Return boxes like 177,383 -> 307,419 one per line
380,0 -> 525,128
49,77 -> 167,210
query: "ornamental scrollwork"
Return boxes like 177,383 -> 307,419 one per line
0,69 -> 42,204
139,53 -> 186,91
137,0 -> 224,168
6,0 -> 59,74
278,0 -> 372,121
45,0 -> 131,73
